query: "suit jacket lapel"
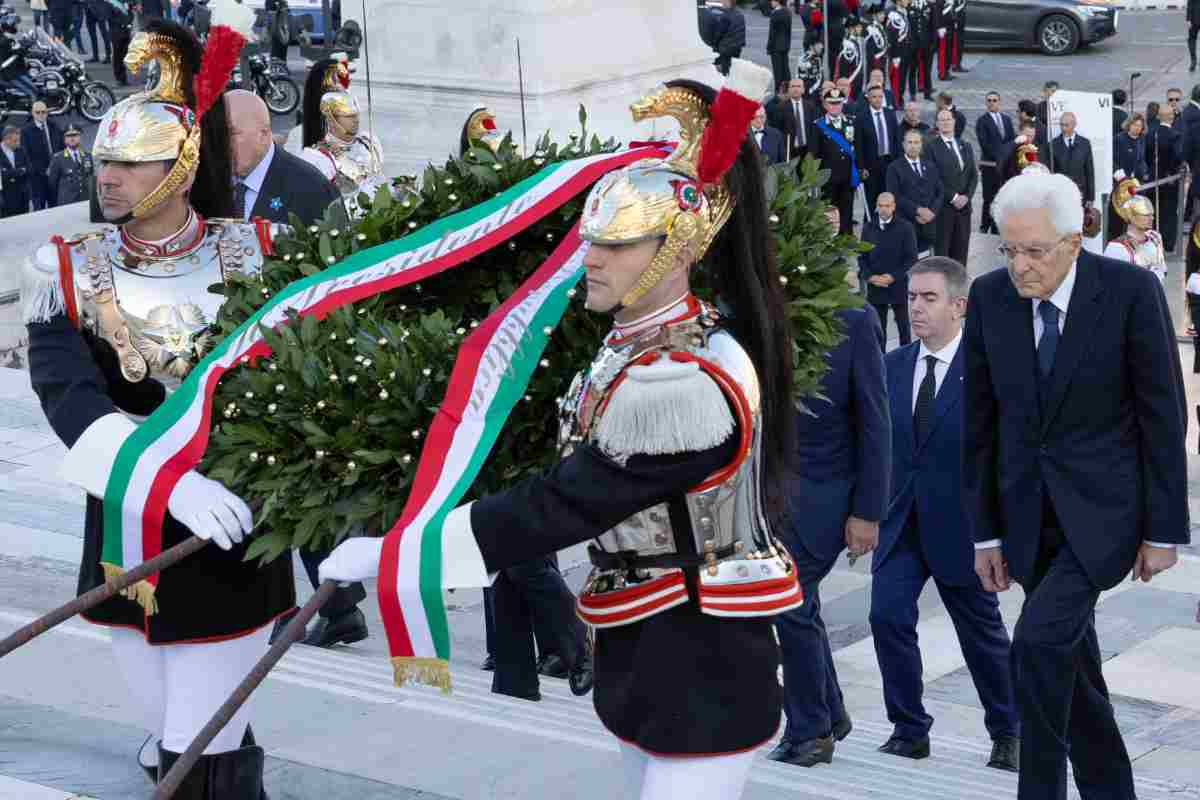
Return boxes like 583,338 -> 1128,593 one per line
917,347 -> 963,452
250,154 -> 278,220
1041,253 -> 1105,433
897,344 -> 918,456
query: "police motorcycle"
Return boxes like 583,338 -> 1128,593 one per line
0,26 -> 115,124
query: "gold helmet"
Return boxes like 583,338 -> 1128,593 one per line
579,59 -> 773,309
93,1 -> 255,219
1111,176 -> 1152,223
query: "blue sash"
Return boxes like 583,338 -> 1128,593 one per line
815,119 -> 860,189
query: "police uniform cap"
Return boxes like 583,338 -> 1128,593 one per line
64,125 -> 81,135
823,88 -> 847,103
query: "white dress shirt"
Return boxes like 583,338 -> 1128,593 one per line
911,330 -> 961,413
977,262 -> 1173,550
237,142 -> 275,221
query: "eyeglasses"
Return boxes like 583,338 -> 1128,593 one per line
997,235 -> 1072,262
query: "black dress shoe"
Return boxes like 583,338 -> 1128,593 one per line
568,647 -> 594,696
988,736 -> 1019,772
768,736 -> 835,767
766,738 -> 795,761
831,712 -> 853,742
302,607 -> 368,648
536,652 -> 569,678
480,654 -> 496,671
878,735 -> 931,759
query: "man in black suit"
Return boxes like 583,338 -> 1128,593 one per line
767,0 -> 793,91
1048,112 -> 1095,210
227,90 -> 341,226
1113,88 -> 1130,140
924,107 -> 976,264
226,91 -> 356,647
20,103 -> 65,211
872,256 -> 1019,769
887,129 -> 943,255
809,87 -> 863,234
711,0 -> 746,76
1149,104 -> 1184,251
859,192 -> 917,345
770,304 -> 889,768
975,91 -> 1014,233
751,105 -> 787,164
780,78 -> 815,161
858,83 -> 901,209
967,172 -> 1188,800
0,125 -> 31,217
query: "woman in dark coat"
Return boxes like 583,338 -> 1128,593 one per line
1109,112 -> 1151,240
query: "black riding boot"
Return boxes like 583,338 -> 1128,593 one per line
158,737 -> 266,799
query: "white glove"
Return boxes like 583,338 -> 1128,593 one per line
938,27 -> 946,36
891,57 -> 900,66
319,537 -> 384,583
167,470 -> 253,550
1114,169 -> 1127,181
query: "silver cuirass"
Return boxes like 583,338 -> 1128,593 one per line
560,301 -> 802,628
22,212 -> 276,385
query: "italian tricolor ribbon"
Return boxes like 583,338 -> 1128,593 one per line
98,145 -> 670,616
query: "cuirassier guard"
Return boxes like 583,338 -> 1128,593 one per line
320,59 -> 803,799
1105,182 -> 1167,282
20,12 -> 294,797
293,52 -> 387,216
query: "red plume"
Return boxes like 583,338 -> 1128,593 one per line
696,59 -> 774,186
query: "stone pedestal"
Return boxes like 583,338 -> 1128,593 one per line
353,0 -> 718,177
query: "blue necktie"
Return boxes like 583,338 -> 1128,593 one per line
1037,301 -> 1059,378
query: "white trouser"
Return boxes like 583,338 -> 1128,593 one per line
110,626 -> 271,755
618,742 -> 757,800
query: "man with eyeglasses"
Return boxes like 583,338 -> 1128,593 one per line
19,102 -> 64,211
1167,88 -> 1187,133
965,172 -> 1187,800
924,107 -> 976,264
975,92 -> 1014,234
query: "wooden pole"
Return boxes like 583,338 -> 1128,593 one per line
152,580 -> 339,800
0,536 -> 207,660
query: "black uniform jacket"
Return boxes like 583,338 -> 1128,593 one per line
468,373 -> 780,756
27,297 -> 294,644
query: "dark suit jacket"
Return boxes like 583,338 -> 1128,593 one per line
753,126 -> 786,164
963,250 -> 1190,590
20,119 -> 64,174
886,156 -> 943,247
876,342 -> 975,585
923,135 -> 977,209
767,6 -> 792,52
249,146 -> 342,226
1049,134 -> 1095,202
859,216 -> 918,305
856,105 -> 901,169
974,111 -> 1015,164
1147,123 -> 1184,179
0,146 -> 31,216
780,96 -> 815,154
785,307 -> 890,561
1114,132 -> 1151,183
1114,108 -> 1130,141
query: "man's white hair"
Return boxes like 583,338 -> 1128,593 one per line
992,173 -> 1083,236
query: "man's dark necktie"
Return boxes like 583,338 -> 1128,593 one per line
233,181 -> 248,220
1037,301 -> 1059,378
914,354 -> 938,441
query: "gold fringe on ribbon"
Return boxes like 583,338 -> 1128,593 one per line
391,656 -> 452,694
102,562 -> 160,616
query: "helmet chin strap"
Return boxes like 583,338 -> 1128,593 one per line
618,217 -> 700,310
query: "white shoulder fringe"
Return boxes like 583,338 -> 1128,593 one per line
21,244 -> 68,325
594,355 -> 735,458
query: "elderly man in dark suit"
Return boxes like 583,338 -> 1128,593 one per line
975,91 -> 1015,234
20,102 -> 65,210
888,129 -> 943,256
226,89 -> 341,226
859,192 -> 917,345
1048,112 -> 1095,208
871,256 -> 1019,769
966,172 -> 1188,800
858,84 -> 901,210
770,303 -> 890,768
751,105 -> 787,164
924,107 -> 976,264
780,77 -> 815,161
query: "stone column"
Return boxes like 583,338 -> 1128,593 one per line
352,0 -> 718,176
